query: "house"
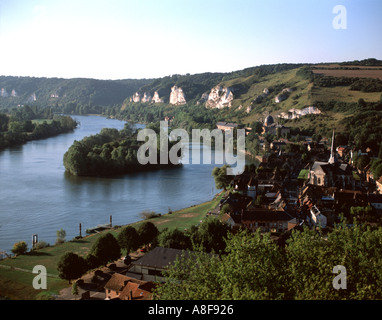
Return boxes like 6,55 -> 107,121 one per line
128,247 -> 192,282
309,161 -> 354,189
333,189 -> 368,208
236,208 -> 295,233
104,273 -> 154,300
242,208 -> 295,233
216,122 -> 238,133
309,131 -> 355,189
118,280 -> 155,300
261,115 -> 290,136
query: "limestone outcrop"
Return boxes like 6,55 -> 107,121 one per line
278,106 -> 321,120
152,91 -> 164,103
205,86 -> 234,109
169,86 -> 186,105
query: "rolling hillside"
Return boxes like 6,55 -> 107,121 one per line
1,59 -> 381,141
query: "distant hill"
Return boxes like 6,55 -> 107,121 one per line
1,59 -> 381,136
0,76 -> 152,109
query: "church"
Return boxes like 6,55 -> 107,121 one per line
261,115 -> 290,136
308,131 -> 355,189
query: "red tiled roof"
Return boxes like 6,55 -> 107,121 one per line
104,273 -> 130,291
119,281 -> 155,300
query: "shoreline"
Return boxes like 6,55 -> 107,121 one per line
0,191 -> 224,299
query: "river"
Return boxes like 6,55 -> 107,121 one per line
0,115 -> 229,253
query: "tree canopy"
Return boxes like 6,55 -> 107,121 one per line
57,252 -> 86,283
154,223 -> 382,300
89,233 -> 121,266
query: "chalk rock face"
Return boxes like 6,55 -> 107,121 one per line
28,93 -> 37,102
278,106 -> 321,120
141,92 -> 152,103
1,88 -> 8,97
205,86 -> 234,109
130,92 -> 141,103
152,91 -> 164,103
169,86 -> 186,105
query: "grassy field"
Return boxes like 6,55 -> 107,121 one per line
234,65 -> 381,128
312,68 -> 382,79
0,192 -> 224,300
31,119 -> 54,124
311,85 -> 381,103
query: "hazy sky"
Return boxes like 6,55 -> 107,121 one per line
0,0 -> 381,80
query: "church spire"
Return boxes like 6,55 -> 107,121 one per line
328,129 -> 336,164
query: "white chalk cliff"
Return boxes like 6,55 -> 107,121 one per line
141,92 -> 152,103
130,92 -> 141,103
169,86 -> 186,105
205,86 -> 234,109
278,106 -> 321,120
152,91 -> 164,103
1,88 -> 8,97
130,91 -> 163,103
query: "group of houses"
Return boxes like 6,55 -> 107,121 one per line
74,246 -> 195,300
218,128 -> 382,236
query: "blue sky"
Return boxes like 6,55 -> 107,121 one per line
0,0 -> 381,80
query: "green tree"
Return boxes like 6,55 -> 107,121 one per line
63,141 -> 88,176
90,232 -> 121,266
250,121 -> 263,134
158,228 -> 191,250
11,241 -> 28,256
191,216 -> 229,253
212,165 -> 232,190
154,229 -> 287,300
220,203 -> 233,215
7,121 -> 24,133
0,113 -> 9,132
56,229 -> 66,244
137,221 -> 159,248
57,252 -> 86,284
357,154 -> 370,173
117,226 -> 140,253
218,229 -> 287,299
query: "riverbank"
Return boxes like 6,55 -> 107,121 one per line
0,115 -> 78,151
0,191 -> 224,300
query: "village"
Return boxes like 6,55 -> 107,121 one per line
56,115 -> 382,301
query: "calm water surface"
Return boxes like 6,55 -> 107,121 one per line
0,115 -> 222,253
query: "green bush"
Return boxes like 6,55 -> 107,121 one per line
11,241 -> 28,256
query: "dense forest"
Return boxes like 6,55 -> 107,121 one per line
0,76 -> 152,109
63,123 -> 181,176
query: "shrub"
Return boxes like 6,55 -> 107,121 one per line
34,241 -> 50,250
140,210 -> 161,220
56,229 -> 66,245
11,241 -> 28,256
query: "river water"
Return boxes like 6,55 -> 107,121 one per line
0,115 -> 227,253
